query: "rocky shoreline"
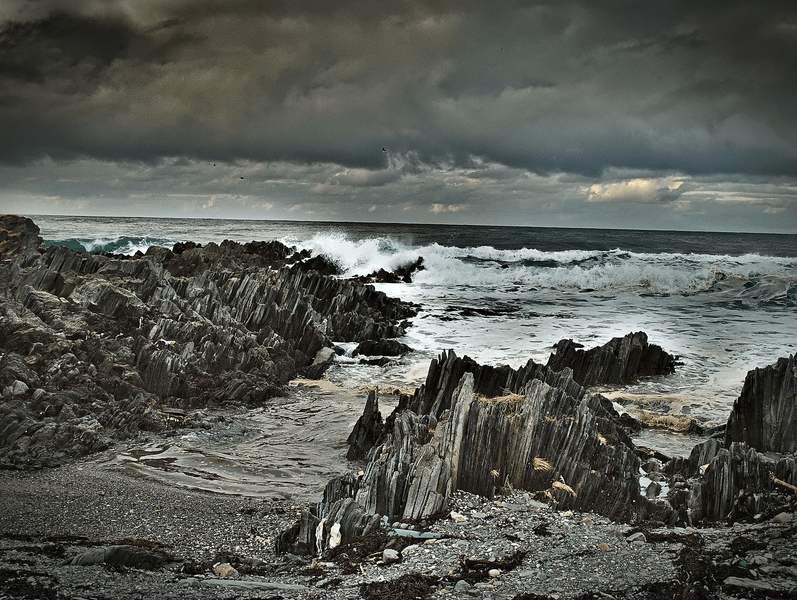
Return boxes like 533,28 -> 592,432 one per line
1,215 -> 796,599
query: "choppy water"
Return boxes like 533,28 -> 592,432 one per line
32,215 -> 797,495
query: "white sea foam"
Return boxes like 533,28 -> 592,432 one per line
288,232 -> 796,300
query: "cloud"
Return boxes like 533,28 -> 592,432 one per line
430,203 -> 466,214
0,1 -> 794,178
0,2 -> 795,231
587,178 -> 686,204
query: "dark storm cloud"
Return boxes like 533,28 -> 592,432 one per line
0,0 -> 795,178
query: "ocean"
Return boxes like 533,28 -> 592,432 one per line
27,214 -> 797,497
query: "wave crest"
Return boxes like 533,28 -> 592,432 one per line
289,233 -> 797,301
45,236 -> 177,256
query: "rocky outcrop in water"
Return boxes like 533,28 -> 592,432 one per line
352,257 -> 425,284
279,345 -> 673,554
281,344 -> 797,556
546,331 -> 677,387
0,215 -> 417,468
725,354 -> 797,454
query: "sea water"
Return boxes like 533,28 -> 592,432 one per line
30,215 -> 797,497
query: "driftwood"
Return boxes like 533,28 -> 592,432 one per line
770,473 -> 797,495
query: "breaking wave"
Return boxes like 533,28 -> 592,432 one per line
290,232 -> 797,303
45,235 -> 177,256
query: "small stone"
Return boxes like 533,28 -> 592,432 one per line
488,569 -> 501,578
450,511 -> 468,523
2,380 -> 29,397
645,481 -> 662,498
597,542 -> 610,551
454,580 -> 471,593
518,570 -> 535,578
212,563 -> 238,578
627,532 -> 646,544
382,549 -> 400,565
772,512 -> 793,523
724,576 -> 775,591
581,517 -> 595,528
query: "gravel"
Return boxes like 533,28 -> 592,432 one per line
1,459 -> 795,599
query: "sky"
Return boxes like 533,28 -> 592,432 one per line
0,1 -> 796,233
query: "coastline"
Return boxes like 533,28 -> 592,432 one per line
1,214 -> 796,599
2,457 -> 795,599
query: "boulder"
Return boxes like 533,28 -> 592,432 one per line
725,354 -> 797,454
546,331 -> 677,387
353,339 -> 413,357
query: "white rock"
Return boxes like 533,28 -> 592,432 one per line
488,568 -> 501,578
382,548 -> 400,564
328,522 -> 341,549
450,511 -> 468,523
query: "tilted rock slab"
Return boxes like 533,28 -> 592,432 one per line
0,215 -> 416,467
401,372 -> 644,522
725,354 -> 797,454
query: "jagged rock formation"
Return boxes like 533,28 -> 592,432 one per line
662,355 -> 797,523
0,215 -> 416,467
546,331 -> 677,387
725,354 -> 797,454
281,344 -> 797,555
279,347 -> 671,554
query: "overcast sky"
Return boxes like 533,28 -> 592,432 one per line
1,1 -> 795,232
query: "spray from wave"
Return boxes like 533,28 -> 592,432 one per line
286,233 -> 797,303
45,236 -> 178,256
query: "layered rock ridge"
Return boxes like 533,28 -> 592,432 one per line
282,339 -> 797,556
0,215 -> 417,467
280,335 -> 680,554
665,353 -> 797,523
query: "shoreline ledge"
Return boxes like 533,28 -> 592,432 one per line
281,344 -> 795,552
0,214 -> 417,468
1,215 -> 796,599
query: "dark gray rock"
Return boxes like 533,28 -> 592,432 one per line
66,545 -> 171,568
725,354 -> 797,454
546,331 -> 677,387
353,339 -> 413,357
346,390 -> 384,460
0,215 -> 417,468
